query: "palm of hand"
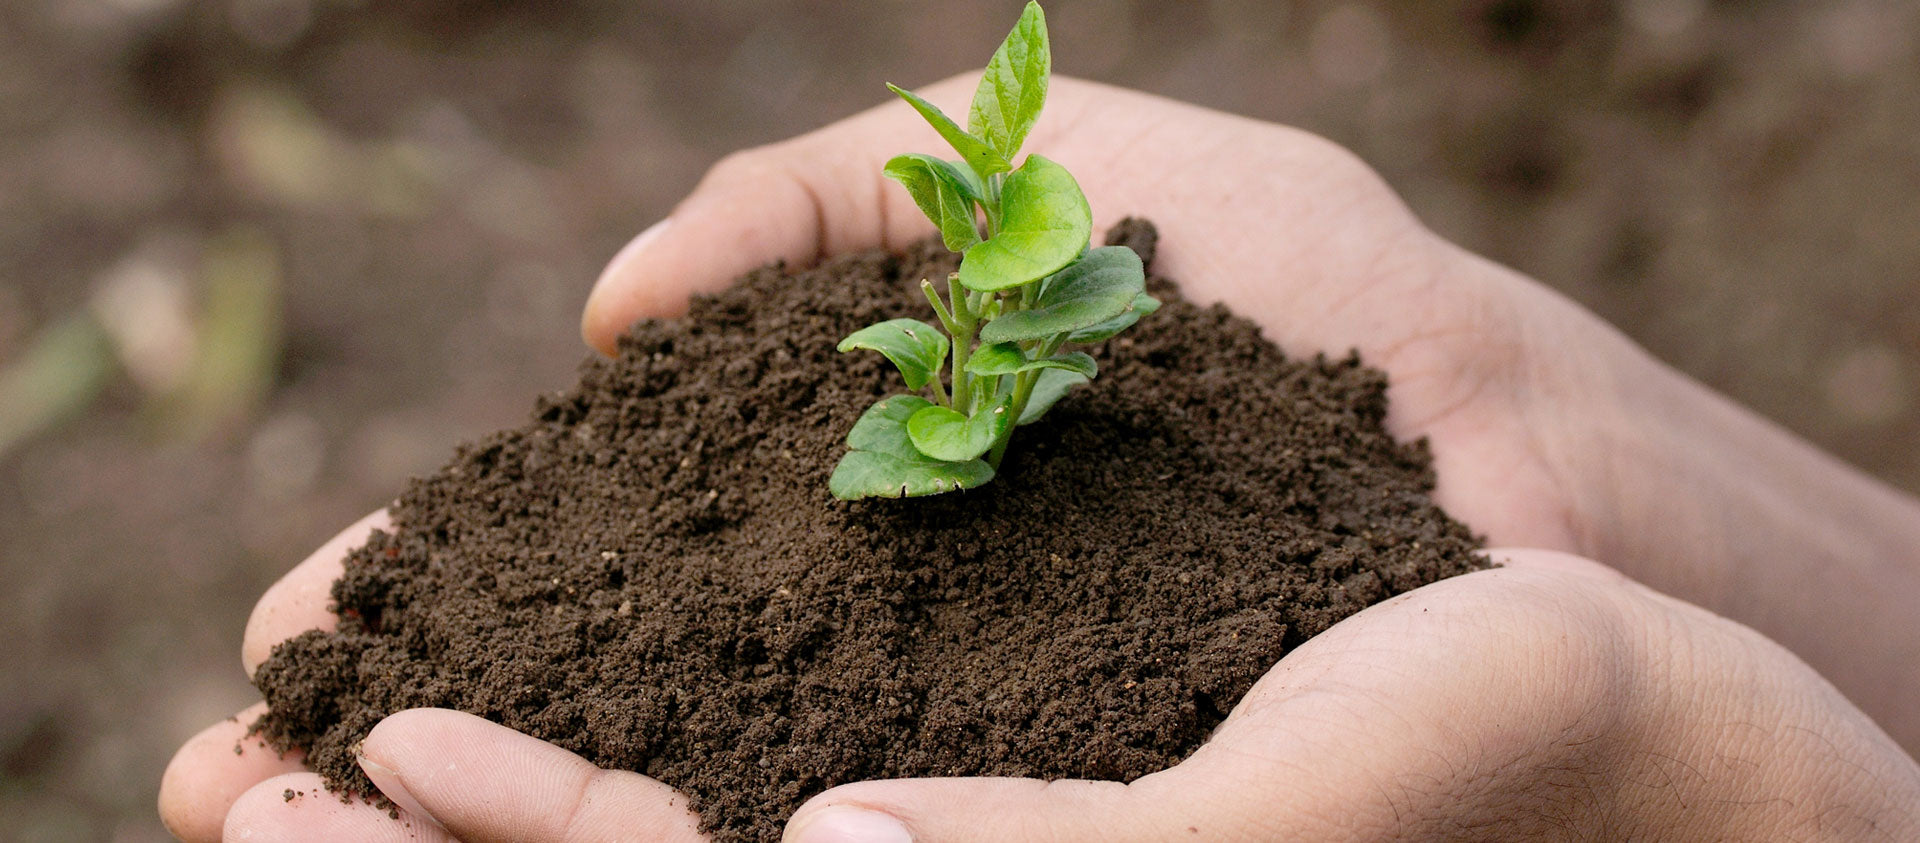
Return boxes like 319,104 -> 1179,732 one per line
163,76 -> 1916,841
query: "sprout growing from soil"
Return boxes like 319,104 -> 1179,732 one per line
830,1 -> 1158,500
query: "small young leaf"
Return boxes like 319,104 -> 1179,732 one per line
963,341 -> 1026,375
978,246 -> 1144,343
969,1 -> 1050,161
846,394 -> 934,459
837,318 -> 949,392
947,159 -> 988,205
885,154 -> 982,252
957,155 -> 1092,292
829,450 -> 995,499
964,342 -> 1098,378
907,393 -> 1016,461
1032,351 -> 1097,378
830,395 -> 995,500
887,84 -> 1011,178
1017,368 -> 1088,425
1066,292 -> 1161,343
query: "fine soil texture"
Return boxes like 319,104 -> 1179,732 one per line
252,220 -> 1485,842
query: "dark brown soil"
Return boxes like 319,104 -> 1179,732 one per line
251,220 -> 1483,842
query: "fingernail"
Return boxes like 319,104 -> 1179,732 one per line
358,753 -> 447,833
785,805 -> 914,843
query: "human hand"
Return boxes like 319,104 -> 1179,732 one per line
583,74 -> 1920,746
161,75 -> 1920,838
162,536 -> 1920,840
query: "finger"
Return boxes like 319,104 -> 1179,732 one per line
243,509 -> 389,677
222,771 -> 456,842
158,702 -> 307,843
1479,545 -> 1628,582
786,775 -> 1202,843
356,708 -> 703,843
581,73 -> 988,354
785,550 -> 1642,843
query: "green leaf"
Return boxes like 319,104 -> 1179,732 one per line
970,1 -> 1051,161
957,155 -> 1091,292
837,318 -> 949,392
1017,368 -> 1088,425
907,393 -> 1015,462
831,396 -> 995,499
830,450 -> 994,499
978,246 -> 1144,343
963,341 -> 1026,376
1033,351 -> 1098,378
846,394 -> 934,459
947,159 -> 988,206
1067,292 -> 1161,343
964,342 -> 1097,379
888,83 -> 1011,179
884,154 -> 981,252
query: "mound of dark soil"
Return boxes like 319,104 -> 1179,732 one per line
251,220 -> 1484,842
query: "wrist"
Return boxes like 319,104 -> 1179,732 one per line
1619,589 -> 1920,839
1565,324 -> 1920,750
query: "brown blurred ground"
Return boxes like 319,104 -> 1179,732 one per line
0,0 -> 1914,839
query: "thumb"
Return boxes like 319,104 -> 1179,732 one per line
782,775 -> 1202,843
580,73 -> 983,355
780,745 -> 1339,843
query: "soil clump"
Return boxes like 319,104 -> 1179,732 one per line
252,220 -> 1485,842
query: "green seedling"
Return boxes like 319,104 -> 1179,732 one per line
830,1 -> 1159,500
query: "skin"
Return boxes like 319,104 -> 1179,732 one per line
160,76 -> 1920,841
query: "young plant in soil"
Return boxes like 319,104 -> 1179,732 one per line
830,1 -> 1160,500
243,5 -> 1490,841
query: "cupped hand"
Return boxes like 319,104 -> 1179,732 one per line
162,528 -> 1920,840
582,74 -> 1920,747
162,75 -> 1920,839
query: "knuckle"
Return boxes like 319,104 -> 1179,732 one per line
554,765 -> 608,841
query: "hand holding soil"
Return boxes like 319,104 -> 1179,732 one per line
161,76 -> 1920,840
166,541 -> 1920,840
584,74 -> 1920,752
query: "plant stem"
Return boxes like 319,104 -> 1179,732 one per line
921,279 -> 956,335
985,333 -> 1066,468
983,173 -> 1005,235
927,367 -> 950,408
987,369 -> 1036,469
949,274 -> 977,412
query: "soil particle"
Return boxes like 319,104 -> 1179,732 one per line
252,220 -> 1484,842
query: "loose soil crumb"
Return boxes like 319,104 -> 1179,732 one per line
252,220 -> 1484,842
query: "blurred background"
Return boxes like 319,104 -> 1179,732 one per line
1,0 -> 1915,838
